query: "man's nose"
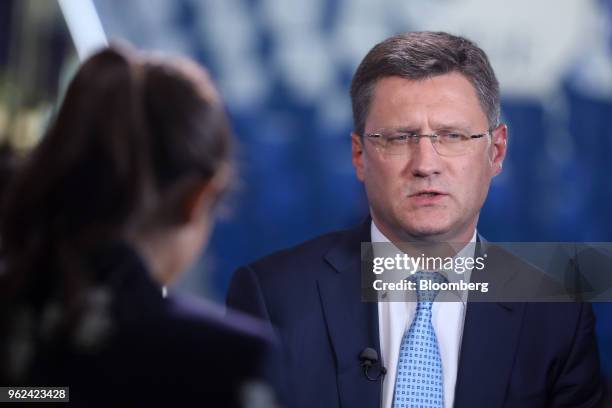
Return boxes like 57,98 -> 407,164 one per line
407,135 -> 442,177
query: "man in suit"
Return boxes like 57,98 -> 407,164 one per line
227,32 -> 603,407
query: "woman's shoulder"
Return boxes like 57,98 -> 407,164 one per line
164,293 -> 277,348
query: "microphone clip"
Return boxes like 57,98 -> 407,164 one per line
359,347 -> 387,381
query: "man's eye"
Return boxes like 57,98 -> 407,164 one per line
387,134 -> 414,143
389,135 -> 408,141
441,132 -> 466,140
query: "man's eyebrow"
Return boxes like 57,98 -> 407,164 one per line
429,122 -> 473,132
391,123 -> 473,133
391,126 -> 420,133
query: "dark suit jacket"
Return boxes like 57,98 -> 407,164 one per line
26,241 -> 278,407
227,220 -> 604,408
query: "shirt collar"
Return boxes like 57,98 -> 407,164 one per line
370,219 -> 477,303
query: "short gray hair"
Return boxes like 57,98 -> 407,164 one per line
350,31 -> 500,135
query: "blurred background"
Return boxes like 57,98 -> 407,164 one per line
1,0 -> 610,388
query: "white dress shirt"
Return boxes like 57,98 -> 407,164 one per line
373,221 -> 477,408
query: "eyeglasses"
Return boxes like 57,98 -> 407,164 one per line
363,126 -> 497,157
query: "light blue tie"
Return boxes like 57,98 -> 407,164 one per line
393,271 -> 447,408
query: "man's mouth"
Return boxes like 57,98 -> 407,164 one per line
408,190 -> 448,205
410,190 -> 446,197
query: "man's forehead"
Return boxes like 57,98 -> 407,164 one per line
365,74 -> 487,129
371,73 -> 479,101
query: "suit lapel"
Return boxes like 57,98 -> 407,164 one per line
454,240 -> 526,407
454,302 -> 526,407
316,227 -> 527,407
317,219 -> 382,408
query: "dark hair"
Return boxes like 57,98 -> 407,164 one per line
350,31 -> 500,135
0,143 -> 20,222
0,46 -> 232,378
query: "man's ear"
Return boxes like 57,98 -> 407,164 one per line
490,124 -> 508,177
352,132 -> 365,181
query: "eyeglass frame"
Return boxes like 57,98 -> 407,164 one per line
361,124 -> 501,157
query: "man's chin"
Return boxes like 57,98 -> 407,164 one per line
397,222 -> 452,242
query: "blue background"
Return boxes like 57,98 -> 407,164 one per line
91,0 -> 612,384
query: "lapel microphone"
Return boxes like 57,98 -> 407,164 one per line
359,347 -> 387,381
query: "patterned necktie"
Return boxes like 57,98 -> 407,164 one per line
393,271 -> 447,408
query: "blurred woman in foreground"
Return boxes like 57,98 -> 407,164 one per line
0,46 -> 278,407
